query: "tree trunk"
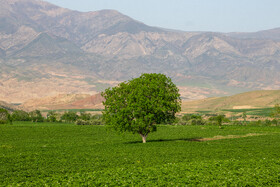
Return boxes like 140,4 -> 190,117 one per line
140,134 -> 147,143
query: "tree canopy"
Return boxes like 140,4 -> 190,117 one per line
102,73 -> 181,143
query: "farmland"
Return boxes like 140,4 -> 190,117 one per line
1,122 -> 280,186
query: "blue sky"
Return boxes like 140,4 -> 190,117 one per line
45,0 -> 280,33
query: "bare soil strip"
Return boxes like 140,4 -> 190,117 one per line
193,133 -> 267,142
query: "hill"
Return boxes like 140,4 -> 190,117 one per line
181,90 -> 280,113
0,100 -> 20,111
1,0 -> 280,103
22,93 -> 104,111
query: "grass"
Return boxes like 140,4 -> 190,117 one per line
1,122 -> 280,186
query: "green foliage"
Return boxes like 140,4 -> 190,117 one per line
1,123 -> 280,186
91,114 -> 102,120
242,111 -> 247,122
11,110 -> 30,121
178,114 -> 205,125
209,115 -> 229,127
271,104 -> 280,120
75,119 -> 103,125
271,119 -> 279,125
102,73 -> 181,142
76,114 -> 103,125
61,111 -> 79,123
29,110 -> 44,122
79,112 -> 91,121
182,114 -> 202,121
0,108 -> 12,124
46,111 -> 58,122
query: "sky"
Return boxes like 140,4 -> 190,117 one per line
45,0 -> 280,33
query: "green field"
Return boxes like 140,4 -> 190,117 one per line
1,122 -> 280,186
222,108 -> 274,117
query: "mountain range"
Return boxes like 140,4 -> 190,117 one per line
1,0 -> 280,103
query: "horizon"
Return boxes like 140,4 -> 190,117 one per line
44,0 -> 280,33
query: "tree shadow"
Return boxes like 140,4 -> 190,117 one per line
125,137 -> 203,144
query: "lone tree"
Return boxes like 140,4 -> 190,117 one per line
209,114 -> 229,128
102,73 -> 181,143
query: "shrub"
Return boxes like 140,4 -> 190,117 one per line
76,119 -> 103,125
176,117 -> 187,125
264,119 -> 272,126
190,119 -> 205,125
271,119 -> 279,126
182,114 -> 202,121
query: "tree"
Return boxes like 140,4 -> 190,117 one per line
0,108 -> 12,124
12,110 -> 31,121
242,112 -> 247,124
102,73 -> 181,143
209,114 -> 229,128
271,104 -> 280,125
61,111 -> 78,123
47,111 -> 58,122
79,111 -> 91,121
29,110 -> 44,122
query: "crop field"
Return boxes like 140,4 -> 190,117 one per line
1,122 -> 280,186
222,108 -> 274,117
194,107 -> 274,117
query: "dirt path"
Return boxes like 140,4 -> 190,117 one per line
193,133 -> 268,142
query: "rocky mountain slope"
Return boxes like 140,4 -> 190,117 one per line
1,0 -> 280,103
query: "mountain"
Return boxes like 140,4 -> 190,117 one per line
22,93 -> 91,111
228,27 -> 280,41
1,0 -> 280,103
13,32 -> 83,58
181,90 -> 280,113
